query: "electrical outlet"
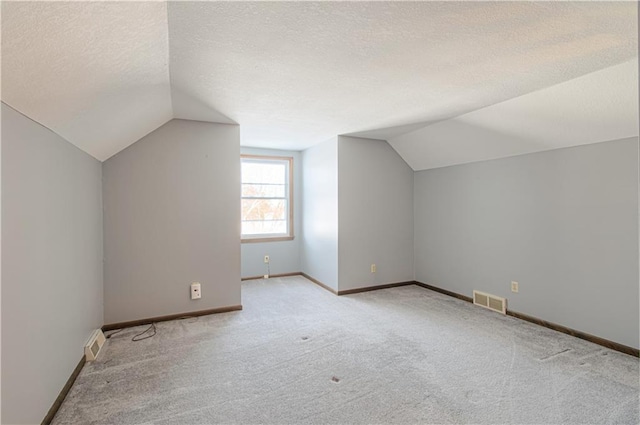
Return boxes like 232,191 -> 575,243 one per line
264,255 -> 270,264
511,281 -> 519,293
191,282 -> 201,299
371,264 -> 376,273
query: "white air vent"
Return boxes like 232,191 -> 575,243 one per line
473,290 -> 507,314
84,329 -> 106,361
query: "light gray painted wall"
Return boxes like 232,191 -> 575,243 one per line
301,138 -> 339,290
103,119 -> 240,324
1,103 -> 103,425
414,137 -> 640,349
0,103 -> 3,425
337,136 -> 414,291
241,147 -> 301,278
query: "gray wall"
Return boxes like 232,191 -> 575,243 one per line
103,119 -> 240,324
301,138 -> 339,290
240,147 -> 301,278
1,103 -> 104,425
414,137 -> 640,349
337,136 -> 414,291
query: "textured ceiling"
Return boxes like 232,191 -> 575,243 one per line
168,1 -> 637,151
389,60 -> 639,171
1,2 -> 173,161
1,1 -> 638,160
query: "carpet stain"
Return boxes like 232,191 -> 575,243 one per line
539,348 -> 572,361
331,376 -> 340,383
465,390 -> 481,404
301,336 -> 309,341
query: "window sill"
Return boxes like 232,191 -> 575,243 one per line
241,236 -> 294,243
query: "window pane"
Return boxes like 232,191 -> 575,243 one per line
242,183 -> 285,198
242,220 -> 287,235
242,161 -> 286,185
242,199 -> 287,221
240,156 -> 292,239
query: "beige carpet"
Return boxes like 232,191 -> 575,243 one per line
53,276 -> 639,424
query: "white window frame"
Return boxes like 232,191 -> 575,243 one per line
241,155 -> 294,243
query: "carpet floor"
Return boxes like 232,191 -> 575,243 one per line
53,276 -> 639,424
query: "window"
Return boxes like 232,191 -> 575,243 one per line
241,155 -> 293,242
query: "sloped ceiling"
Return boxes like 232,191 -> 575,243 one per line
1,1 -> 637,161
1,2 -> 173,161
389,60 -> 639,171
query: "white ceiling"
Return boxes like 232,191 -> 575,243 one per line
389,60 -> 639,171
1,2 -> 173,161
1,1 -> 638,161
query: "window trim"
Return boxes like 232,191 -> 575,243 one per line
241,154 -> 294,243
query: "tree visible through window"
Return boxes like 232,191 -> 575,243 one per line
241,155 -> 293,241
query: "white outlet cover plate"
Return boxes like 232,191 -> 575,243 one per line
191,282 -> 201,299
